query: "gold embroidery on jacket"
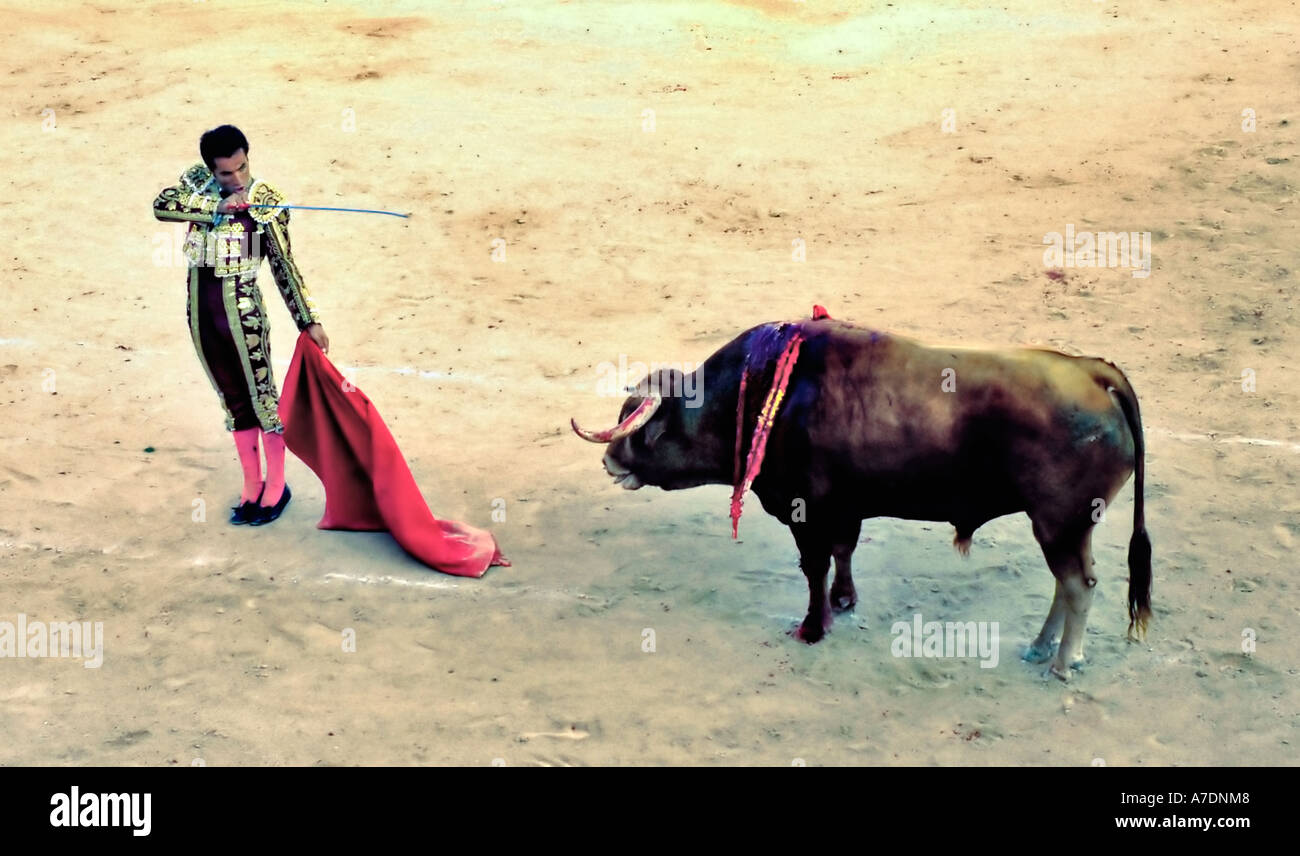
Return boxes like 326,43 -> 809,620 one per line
154,186 -> 220,223
210,220 -> 261,279
153,163 -> 220,224
165,168 -> 313,434
247,180 -> 286,224
264,214 -> 320,331
181,163 -> 215,193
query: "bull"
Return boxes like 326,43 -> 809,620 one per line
571,314 -> 1152,680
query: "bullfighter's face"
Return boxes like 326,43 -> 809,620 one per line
212,149 -> 251,195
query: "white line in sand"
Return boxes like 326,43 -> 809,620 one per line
1150,428 -> 1300,453
322,572 -> 461,590
3,341 -> 1296,450
320,571 -> 587,602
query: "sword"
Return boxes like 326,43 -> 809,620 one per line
244,203 -> 410,219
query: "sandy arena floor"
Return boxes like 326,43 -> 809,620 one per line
0,0 -> 1296,765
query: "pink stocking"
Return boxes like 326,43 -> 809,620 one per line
261,429 -> 287,507
232,427 -> 264,503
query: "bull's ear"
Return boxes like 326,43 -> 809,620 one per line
644,417 -> 668,450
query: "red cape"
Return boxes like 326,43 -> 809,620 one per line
277,331 -> 509,577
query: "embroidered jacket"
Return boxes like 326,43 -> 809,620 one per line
152,163 -> 322,332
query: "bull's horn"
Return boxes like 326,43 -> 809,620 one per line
571,394 -> 662,444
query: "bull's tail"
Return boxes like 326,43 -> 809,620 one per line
1090,358 -> 1152,640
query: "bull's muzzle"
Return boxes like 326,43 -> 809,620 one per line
570,394 -> 662,444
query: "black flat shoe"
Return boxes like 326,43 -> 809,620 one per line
230,484 -> 266,525
248,484 -> 291,526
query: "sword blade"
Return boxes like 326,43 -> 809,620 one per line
245,203 -> 410,218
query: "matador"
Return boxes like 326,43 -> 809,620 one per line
152,125 -> 330,526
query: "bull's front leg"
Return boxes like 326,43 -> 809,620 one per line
829,519 -> 863,612
791,527 -> 833,643
830,548 -> 857,612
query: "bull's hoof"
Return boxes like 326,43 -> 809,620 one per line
792,616 -> 831,644
1044,664 -> 1071,682
1022,640 -> 1058,664
830,588 -> 857,612
1045,656 -> 1085,681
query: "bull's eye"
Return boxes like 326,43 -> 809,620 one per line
643,418 -> 668,450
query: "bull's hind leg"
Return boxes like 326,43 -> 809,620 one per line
1032,524 -> 1097,681
830,518 -> 863,612
1023,579 -> 1066,664
791,526 -> 834,643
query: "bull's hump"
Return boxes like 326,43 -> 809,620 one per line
809,318 -> 886,340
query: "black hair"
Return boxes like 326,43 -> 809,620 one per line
200,125 -> 250,171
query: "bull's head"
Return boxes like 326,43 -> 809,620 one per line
571,366 -> 729,491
